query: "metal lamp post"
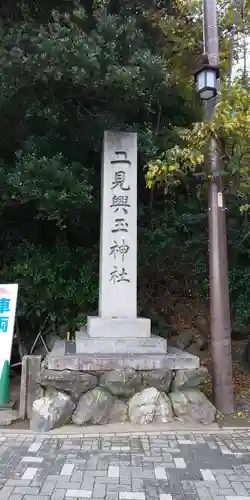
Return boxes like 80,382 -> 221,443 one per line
194,0 -> 234,414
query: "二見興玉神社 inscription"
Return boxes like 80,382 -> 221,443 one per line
98,132 -> 137,319
109,163 -> 131,281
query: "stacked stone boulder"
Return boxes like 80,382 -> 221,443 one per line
30,365 -> 216,431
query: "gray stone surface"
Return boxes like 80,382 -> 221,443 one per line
176,330 -> 194,350
87,317 -> 151,338
169,389 -> 216,424
30,392 -> 75,432
108,399 -> 128,423
44,331 -> 62,351
48,349 -> 199,371
154,392 -> 173,423
41,355 -> 49,370
195,314 -> 209,334
2,429 -> 250,499
72,388 -> 112,425
88,132 -> 151,338
76,331 -> 167,354
44,387 -> 59,398
171,366 -> 208,392
72,387 -> 127,425
128,387 -> 173,424
194,332 -> 208,350
141,369 -> 172,392
19,355 -> 42,420
33,332 -> 60,356
0,409 -> 18,426
37,369 -> 97,402
100,368 -> 142,397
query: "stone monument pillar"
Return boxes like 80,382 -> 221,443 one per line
87,131 -> 151,338
48,130 -> 200,370
32,131 -> 202,431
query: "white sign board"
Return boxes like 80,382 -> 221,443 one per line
0,284 -> 18,379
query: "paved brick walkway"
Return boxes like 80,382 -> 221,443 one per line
1,430 -> 250,499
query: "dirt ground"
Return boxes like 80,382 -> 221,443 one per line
203,339 -> 250,427
10,371 -> 21,407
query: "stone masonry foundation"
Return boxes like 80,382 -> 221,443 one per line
29,341 -> 216,432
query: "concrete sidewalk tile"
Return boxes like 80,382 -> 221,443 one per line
40,481 -> 56,494
13,487 -> 40,495
27,442 -> 42,453
216,474 -> 231,488
225,497 -> 250,500
21,467 -> 38,480
174,458 -> 186,468
6,479 -> 31,487
65,490 -> 92,498
56,481 -> 81,489
200,469 -> 216,481
154,467 -> 167,480
93,482 -> 107,497
61,463 -> 74,476
119,493 -> 145,500
108,466 -> 120,478
21,457 -> 43,464
0,486 -> 14,500
231,482 -> 249,496
51,492 -> 66,500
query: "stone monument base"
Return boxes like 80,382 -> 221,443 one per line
48,340 -> 199,371
87,316 -> 151,338
75,329 -> 166,354
29,343 -> 217,432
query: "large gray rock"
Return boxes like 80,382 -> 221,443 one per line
37,370 -> 97,403
99,368 -> 141,397
72,387 -> 127,425
169,389 -> 216,424
154,392 -> 173,423
195,315 -> 209,335
33,332 -> 60,356
141,370 -> 172,393
41,355 -> 49,370
195,333 -> 208,351
109,399 -> 128,423
171,367 -> 208,392
45,387 -> 59,398
45,332 -> 61,351
30,392 -> 75,432
129,387 -> 173,425
176,330 -> 194,350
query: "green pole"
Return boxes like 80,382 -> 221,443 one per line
0,360 -> 10,405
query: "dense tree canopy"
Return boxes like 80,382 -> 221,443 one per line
0,0 -> 249,343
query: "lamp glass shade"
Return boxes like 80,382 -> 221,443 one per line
195,67 -> 217,100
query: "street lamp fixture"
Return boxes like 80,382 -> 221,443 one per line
194,63 -> 219,101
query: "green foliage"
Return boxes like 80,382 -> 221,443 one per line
0,0 -> 199,339
146,84 -> 250,197
0,139 -> 98,332
4,150 -> 92,227
0,0 -> 250,343
3,242 -> 99,326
